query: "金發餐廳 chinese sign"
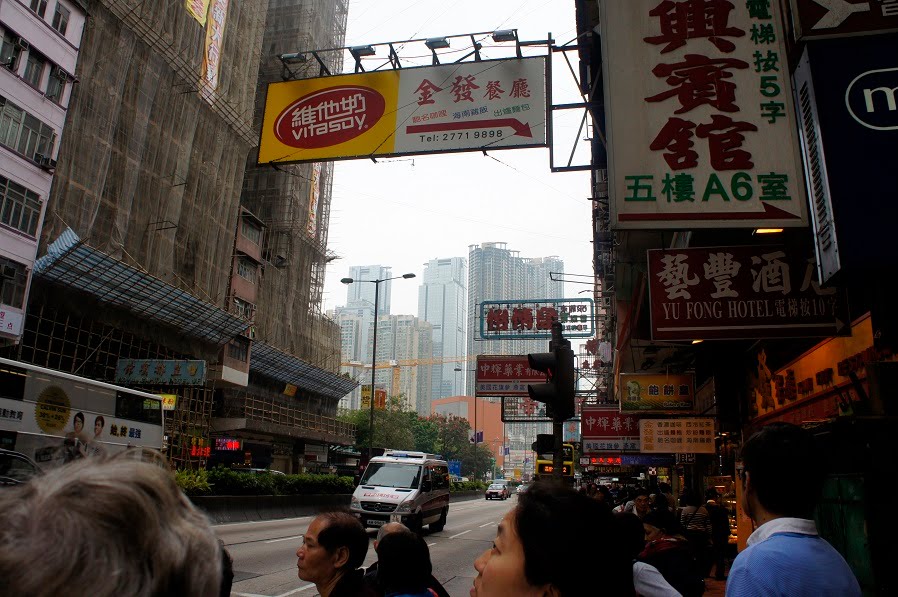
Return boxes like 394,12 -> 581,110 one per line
647,246 -> 849,340
475,355 -> 547,397
640,418 -> 716,454
581,406 -> 641,453
258,57 -> 546,164
600,0 -> 807,229
480,298 -> 594,340
619,372 -> 695,412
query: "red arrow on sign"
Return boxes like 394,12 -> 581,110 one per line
406,118 -> 533,138
619,200 -> 801,221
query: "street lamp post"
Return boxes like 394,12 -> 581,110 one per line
341,273 -> 415,463
455,366 -> 478,445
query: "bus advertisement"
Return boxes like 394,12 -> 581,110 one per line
0,357 -> 165,469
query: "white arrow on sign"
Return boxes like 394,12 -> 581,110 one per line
811,0 -> 871,29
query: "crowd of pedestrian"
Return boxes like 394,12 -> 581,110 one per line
0,423 -> 862,597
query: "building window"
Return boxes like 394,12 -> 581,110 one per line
0,101 -> 24,149
227,338 -> 249,362
232,297 -> 254,320
0,30 -> 20,70
52,3 -> 70,36
236,257 -> 257,283
46,67 -> 66,103
30,0 -> 48,18
240,218 -> 262,245
0,257 -> 27,308
0,175 -> 42,236
23,51 -> 45,88
17,113 -> 55,161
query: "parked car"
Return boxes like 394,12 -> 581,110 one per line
485,482 -> 510,500
516,483 -> 529,494
0,449 -> 42,487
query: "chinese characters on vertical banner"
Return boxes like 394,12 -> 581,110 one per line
600,0 -> 807,228
200,0 -> 228,103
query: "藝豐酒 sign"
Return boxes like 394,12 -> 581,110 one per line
600,0 -> 807,229
480,298 -> 594,340
259,57 -> 546,164
647,246 -> 849,341
619,372 -> 695,412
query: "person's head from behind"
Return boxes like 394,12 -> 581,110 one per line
374,521 -> 409,551
740,422 -> 824,521
679,490 -> 699,508
705,487 -> 719,502
0,453 -> 222,596
376,530 -> 432,594
642,509 -> 676,543
297,511 -> 368,587
473,480 -> 632,596
616,511 -> 648,561
659,482 -> 671,494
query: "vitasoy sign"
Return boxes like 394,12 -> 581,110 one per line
600,0 -> 807,229
258,57 -> 546,164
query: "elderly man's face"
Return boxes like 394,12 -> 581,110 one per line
296,517 -> 337,584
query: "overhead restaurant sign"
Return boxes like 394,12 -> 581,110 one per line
480,298 -> 594,340
258,57 -> 547,165
647,246 -> 850,341
619,372 -> 694,412
600,0 -> 807,229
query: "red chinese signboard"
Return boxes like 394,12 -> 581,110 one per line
581,406 -> 641,453
647,245 -> 850,340
475,355 -> 546,397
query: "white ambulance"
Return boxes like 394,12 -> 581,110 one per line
350,451 -> 450,533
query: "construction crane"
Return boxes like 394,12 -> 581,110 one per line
341,355 -> 478,397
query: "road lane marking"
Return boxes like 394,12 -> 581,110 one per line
235,584 -> 317,597
428,542 -> 437,547
479,522 -> 496,528
277,585 -> 316,596
449,529 -> 471,539
213,515 -> 314,528
265,535 -> 303,544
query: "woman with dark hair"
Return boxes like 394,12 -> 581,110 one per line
296,511 -> 376,597
640,510 -> 705,597
472,481 -> 633,596
376,531 -> 437,597
63,412 -> 89,462
617,512 -> 682,596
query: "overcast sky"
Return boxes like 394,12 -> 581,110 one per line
323,0 -> 593,316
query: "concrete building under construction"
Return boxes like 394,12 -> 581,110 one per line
1,0 -> 356,472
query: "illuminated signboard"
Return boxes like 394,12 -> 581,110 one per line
215,438 -> 242,451
480,298 -> 595,340
537,463 -> 572,475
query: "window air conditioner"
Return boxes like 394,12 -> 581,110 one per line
15,38 -> 29,52
40,156 -> 57,171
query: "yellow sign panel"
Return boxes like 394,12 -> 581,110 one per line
258,58 -> 548,164
360,385 -> 387,410
160,394 -> 178,411
259,71 -> 401,164
619,372 -> 695,412
185,0 -> 210,25
34,386 -> 70,434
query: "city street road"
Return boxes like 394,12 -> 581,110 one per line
217,496 -> 516,597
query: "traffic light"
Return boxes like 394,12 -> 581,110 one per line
527,322 -> 575,423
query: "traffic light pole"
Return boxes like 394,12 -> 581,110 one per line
552,420 -> 563,482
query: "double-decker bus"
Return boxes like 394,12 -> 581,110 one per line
0,357 -> 165,469
534,442 -> 575,482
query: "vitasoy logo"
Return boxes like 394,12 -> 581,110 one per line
274,86 -> 385,149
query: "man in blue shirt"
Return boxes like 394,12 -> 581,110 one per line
726,423 -> 861,596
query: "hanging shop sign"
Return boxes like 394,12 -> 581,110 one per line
0,306 -> 24,339
115,359 -> 207,386
199,0 -> 228,102
581,406 -> 640,452
361,385 -> 387,410
479,298 -> 594,340
501,396 -> 551,423
214,438 -> 242,451
619,372 -> 695,412
789,0 -> 898,40
639,418 -> 716,454
621,454 -> 675,466
793,34 -> 898,284
599,0 -> 807,229
258,57 -> 547,164
475,355 -> 546,397
647,246 -> 850,341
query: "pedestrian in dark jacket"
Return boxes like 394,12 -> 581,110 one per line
704,489 -> 731,580
376,531 -> 439,597
364,523 -> 449,597
296,512 -> 376,597
639,510 -> 705,597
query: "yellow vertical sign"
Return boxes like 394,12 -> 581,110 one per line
185,0 -> 210,25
